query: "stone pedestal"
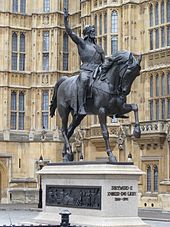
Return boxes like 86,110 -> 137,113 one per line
35,162 -> 150,227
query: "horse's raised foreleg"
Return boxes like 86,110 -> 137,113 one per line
121,103 -> 141,138
98,107 -> 117,163
131,104 -> 141,138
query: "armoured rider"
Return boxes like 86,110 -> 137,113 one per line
64,9 -> 105,115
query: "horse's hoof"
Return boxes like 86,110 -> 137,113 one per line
68,152 -> 74,161
63,154 -> 70,162
108,154 -> 117,163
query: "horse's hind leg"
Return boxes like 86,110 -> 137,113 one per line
60,108 -> 72,162
67,115 -> 85,140
98,107 -> 117,163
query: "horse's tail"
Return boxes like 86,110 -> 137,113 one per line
50,76 -> 68,117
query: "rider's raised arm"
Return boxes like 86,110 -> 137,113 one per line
64,9 -> 84,48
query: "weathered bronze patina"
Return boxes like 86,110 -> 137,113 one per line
50,9 -> 142,162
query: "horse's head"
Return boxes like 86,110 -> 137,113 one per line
100,51 -> 142,95
120,52 -> 142,96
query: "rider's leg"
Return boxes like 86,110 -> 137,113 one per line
78,72 -> 88,115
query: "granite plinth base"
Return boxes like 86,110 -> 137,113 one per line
34,162 -> 150,227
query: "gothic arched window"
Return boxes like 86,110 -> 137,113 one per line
43,31 -> 49,71
12,32 -> 18,51
20,33 -> 25,52
155,29 -> 159,49
42,91 -> 49,129
43,31 -> 49,52
19,33 -> 25,71
161,99 -> 165,119
111,36 -> 118,54
111,11 -> 118,33
156,100 -> 159,120
63,33 -> 69,71
167,26 -> 170,46
161,73 -> 165,96
13,0 -> 18,13
156,75 -> 159,96
43,0 -> 50,12
99,14 -> 102,35
104,13 -> 107,34
19,92 -> 25,130
12,33 -> 18,70
20,0 -> 26,14
161,27 -> 165,47
167,0 -> 170,22
147,165 -> 152,192
155,2 -> 159,25
94,15 -> 97,35
149,4 -> 153,27
153,165 -> 158,192
161,1 -> 165,23
10,92 -> 17,130
150,30 -> 153,50
168,72 -> 170,95
168,99 -> 170,118
104,37 -> 107,55
150,75 -> 153,97
150,100 -> 154,120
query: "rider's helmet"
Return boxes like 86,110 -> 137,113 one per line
83,25 -> 95,39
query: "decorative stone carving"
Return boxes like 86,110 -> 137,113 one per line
46,185 -> 101,209
43,15 -> 49,25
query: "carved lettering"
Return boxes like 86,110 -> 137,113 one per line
107,185 -> 137,202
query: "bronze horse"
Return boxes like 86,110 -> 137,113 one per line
50,51 -> 142,162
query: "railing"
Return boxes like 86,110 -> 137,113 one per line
122,120 -> 168,137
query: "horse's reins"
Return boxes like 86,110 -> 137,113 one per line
91,59 -> 130,96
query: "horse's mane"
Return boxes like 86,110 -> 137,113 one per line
99,51 -> 130,81
103,51 -> 130,71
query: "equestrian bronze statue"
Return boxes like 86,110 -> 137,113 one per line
50,9 -> 142,162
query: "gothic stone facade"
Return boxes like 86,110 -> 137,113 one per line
0,0 -> 170,211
